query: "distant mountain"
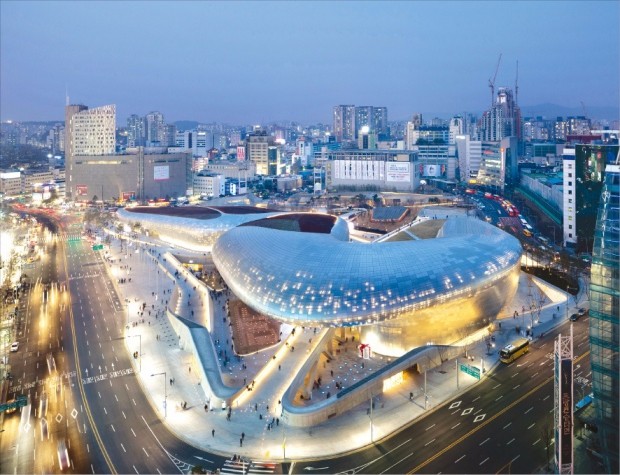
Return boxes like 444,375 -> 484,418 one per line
520,103 -> 619,121
173,120 -> 200,131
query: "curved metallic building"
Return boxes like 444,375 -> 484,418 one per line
116,205 -> 279,250
212,213 -> 522,356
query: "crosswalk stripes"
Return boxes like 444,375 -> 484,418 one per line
219,459 -> 278,475
220,459 -> 249,474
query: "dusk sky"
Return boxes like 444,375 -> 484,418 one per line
1,0 -> 618,124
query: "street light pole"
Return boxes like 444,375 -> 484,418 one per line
151,371 -> 167,418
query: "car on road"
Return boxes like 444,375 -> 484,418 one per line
57,440 -> 71,471
578,308 -> 587,316
570,313 -> 580,321
10,341 -> 19,352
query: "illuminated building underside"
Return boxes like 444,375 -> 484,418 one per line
213,214 -> 522,356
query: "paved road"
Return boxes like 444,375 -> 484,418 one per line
61,227 -> 231,474
292,317 -> 590,474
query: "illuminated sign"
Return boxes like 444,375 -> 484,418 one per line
76,185 -> 88,196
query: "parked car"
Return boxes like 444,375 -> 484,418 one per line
570,313 -> 580,321
10,342 -> 19,352
578,308 -> 587,316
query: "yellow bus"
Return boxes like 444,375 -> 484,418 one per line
500,338 -> 530,363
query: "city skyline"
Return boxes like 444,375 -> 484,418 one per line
1,1 -> 619,124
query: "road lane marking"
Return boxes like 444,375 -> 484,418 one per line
115,394 -> 118,402
524,407 -> 533,414
479,457 -> 489,466
133,398 -> 137,406
380,452 -> 413,474
472,396 -> 480,402
424,439 -> 435,446
511,373 -> 518,378
131,428 -> 136,437
533,438 -> 541,445
495,395 -> 503,401
133,466 -> 138,474
122,411 -> 126,419
143,447 -> 150,457
543,395 -> 550,401
451,423 -> 460,430
104,407 -> 107,415
503,422 -> 512,429
513,384 -> 520,389
454,455 -> 466,464
479,437 -> 490,446
492,384 -> 501,389
507,438 -> 515,445
528,423 -> 535,430
111,424 -> 115,432
426,424 -> 435,431
533,372 -> 539,377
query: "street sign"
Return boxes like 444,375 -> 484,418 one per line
92,244 -> 104,251
459,363 -> 481,380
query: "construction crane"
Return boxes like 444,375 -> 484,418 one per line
515,60 -> 519,105
488,53 -> 502,107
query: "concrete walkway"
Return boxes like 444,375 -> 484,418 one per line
100,231 -> 585,462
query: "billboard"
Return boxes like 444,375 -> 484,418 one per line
122,191 -> 136,201
560,358 -> 573,464
424,165 -> 441,177
386,162 -> 410,182
237,145 -> 246,161
154,165 -> 169,181
76,185 -> 88,196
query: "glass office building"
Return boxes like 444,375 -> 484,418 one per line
589,162 -> 619,474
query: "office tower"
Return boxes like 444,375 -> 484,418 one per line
127,114 -> 146,147
479,87 -> 522,142
589,160 -> 619,475
64,103 -> 88,166
357,126 -> 376,150
333,105 -> 355,142
245,130 -> 275,175
145,111 -> 165,145
563,144 -> 620,251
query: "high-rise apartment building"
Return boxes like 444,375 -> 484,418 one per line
589,161 -> 619,475
479,87 -> 522,142
145,111 -> 165,145
127,114 -> 146,147
333,105 -> 356,142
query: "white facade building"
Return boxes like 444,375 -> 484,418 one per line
455,135 -> 482,183
193,172 -> 225,198
71,104 -> 116,156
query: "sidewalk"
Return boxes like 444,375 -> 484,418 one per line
100,232 -> 584,462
